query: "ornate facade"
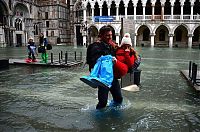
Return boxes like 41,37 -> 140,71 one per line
0,0 -> 71,47
79,0 -> 200,47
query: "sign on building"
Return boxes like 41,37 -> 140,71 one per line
94,16 -> 114,22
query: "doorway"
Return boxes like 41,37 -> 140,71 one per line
16,34 -> 22,47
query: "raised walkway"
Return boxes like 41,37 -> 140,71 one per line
180,70 -> 200,91
9,59 -> 83,68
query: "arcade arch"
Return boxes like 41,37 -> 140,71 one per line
0,0 -> 10,46
88,26 -> 98,44
173,25 -> 188,47
155,25 -> 169,47
136,25 -> 151,46
192,26 -> 200,47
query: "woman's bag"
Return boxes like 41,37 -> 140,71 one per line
46,44 -> 52,50
38,46 -> 45,53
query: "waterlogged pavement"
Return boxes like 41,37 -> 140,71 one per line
0,46 -> 200,131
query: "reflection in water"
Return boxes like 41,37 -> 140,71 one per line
0,47 -> 200,131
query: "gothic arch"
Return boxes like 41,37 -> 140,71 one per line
173,25 -> 188,47
13,2 -> 30,18
88,25 -> 98,44
172,24 -> 189,35
136,25 -> 151,46
153,24 -> 171,34
74,0 -> 82,11
135,24 -> 153,34
0,0 -> 9,25
191,24 -> 200,34
154,25 -> 170,46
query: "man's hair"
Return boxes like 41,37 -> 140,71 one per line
98,26 -> 112,37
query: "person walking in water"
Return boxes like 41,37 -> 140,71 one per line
84,26 -> 124,109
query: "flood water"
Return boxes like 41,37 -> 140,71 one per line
0,46 -> 200,131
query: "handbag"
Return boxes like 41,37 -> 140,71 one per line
38,46 -> 45,53
46,44 -> 52,50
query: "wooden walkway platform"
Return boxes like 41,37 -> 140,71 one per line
9,59 -> 83,68
180,70 -> 200,91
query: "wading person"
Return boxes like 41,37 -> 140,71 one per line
84,26 -> 123,109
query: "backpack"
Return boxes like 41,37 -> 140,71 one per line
86,42 -> 101,72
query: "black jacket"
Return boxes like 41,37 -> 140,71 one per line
86,41 -> 116,72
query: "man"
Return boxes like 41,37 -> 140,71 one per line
86,26 -> 123,109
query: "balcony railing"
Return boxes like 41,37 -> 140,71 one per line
87,15 -> 200,23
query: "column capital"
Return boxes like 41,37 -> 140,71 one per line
168,34 -> 174,37
150,33 -> 155,36
188,34 -> 193,37
115,33 -> 120,36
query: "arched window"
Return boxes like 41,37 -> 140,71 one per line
15,18 -> 23,31
110,1 -> 116,16
94,2 -> 100,16
34,24 -> 39,35
102,1 -> 108,16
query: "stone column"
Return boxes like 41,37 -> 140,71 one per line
83,35 -> 86,46
150,33 -> 155,47
134,34 -> 137,47
161,4 -> 164,20
108,6 -> 111,16
74,25 -> 77,48
152,4 -> 155,20
143,5 -> 145,20
168,34 -> 174,48
191,4 -> 194,20
188,34 -> 193,48
99,6 -> 102,16
116,5 -> 119,20
125,6 -> 128,19
181,4 -> 183,20
115,33 -> 120,45
134,5 -> 136,20
171,5 -> 174,19
91,5 -> 94,18
83,8 -> 87,22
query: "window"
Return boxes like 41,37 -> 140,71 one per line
51,31 -> 54,36
45,12 -> 48,19
30,5 -> 32,14
34,24 -> 39,35
46,31 -> 48,37
46,21 -> 49,27
15,18 -> 23,31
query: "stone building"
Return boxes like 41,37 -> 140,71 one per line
0,0 -> 71,47
78,0 -> 200,48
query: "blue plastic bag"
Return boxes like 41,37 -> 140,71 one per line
80,55 -> 114,88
